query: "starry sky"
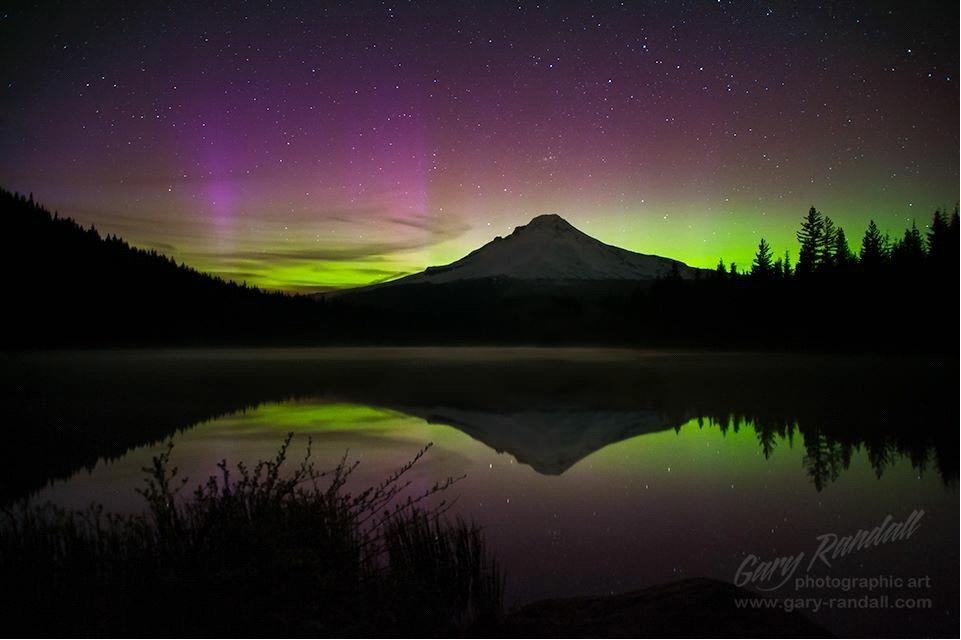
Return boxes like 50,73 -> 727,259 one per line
1,1 -> 957,292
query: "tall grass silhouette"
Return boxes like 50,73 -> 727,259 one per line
0,435 -> 502,635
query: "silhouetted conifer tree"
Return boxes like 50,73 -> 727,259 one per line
714,258 -> 727,280
758,427 -> 777,459
796,206 -> 824,275
926,209 -> 951,268
820,216 -> 837,269
833,227 -> 855,268
803,431 -> 845,492
859,220 -> 885,270
892,221 -> 925,271
949,208 -> 960,274
751,238 -> 773,278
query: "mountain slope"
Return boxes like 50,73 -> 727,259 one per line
366,214 -> 703,290
1,188 -> 321,346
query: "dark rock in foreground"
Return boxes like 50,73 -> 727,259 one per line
500,578 -> 831,638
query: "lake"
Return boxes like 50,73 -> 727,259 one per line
4,348 -> 957,637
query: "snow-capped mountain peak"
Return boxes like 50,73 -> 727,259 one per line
390,213 -> 700,285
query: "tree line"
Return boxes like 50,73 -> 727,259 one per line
2,188 -> 325,346
629,203 -> 959,353
4,186 -> 958,351
715,206 -> 959,281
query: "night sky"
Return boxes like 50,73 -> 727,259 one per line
1,1 -> 957,292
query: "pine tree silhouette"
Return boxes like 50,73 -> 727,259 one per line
927,209 -> 951,268
832,227 -> 855,268
772,257 -> 784,279
796,206 -> 824,275
892,220 -> 925,272
820,216 -> 837,270
751,238 -> 773,278
859,219 -> 885,270
715,258 -> 727,278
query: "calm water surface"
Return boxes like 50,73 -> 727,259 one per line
7,348 -> 958,637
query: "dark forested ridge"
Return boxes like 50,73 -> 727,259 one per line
3,188 -> 958,352
626,205 -> 961,352
3,188 -> 324,346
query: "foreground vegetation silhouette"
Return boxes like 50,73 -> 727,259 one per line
0,436 -> 502,636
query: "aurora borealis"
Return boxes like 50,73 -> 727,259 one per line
1,1 -> 956,291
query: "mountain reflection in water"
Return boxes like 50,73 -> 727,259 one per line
4,348 -> 955,500
5,348 -> 958,638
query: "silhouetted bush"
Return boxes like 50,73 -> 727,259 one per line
0,436 -> 502,636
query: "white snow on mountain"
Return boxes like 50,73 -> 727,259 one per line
388,213 -> 700,286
